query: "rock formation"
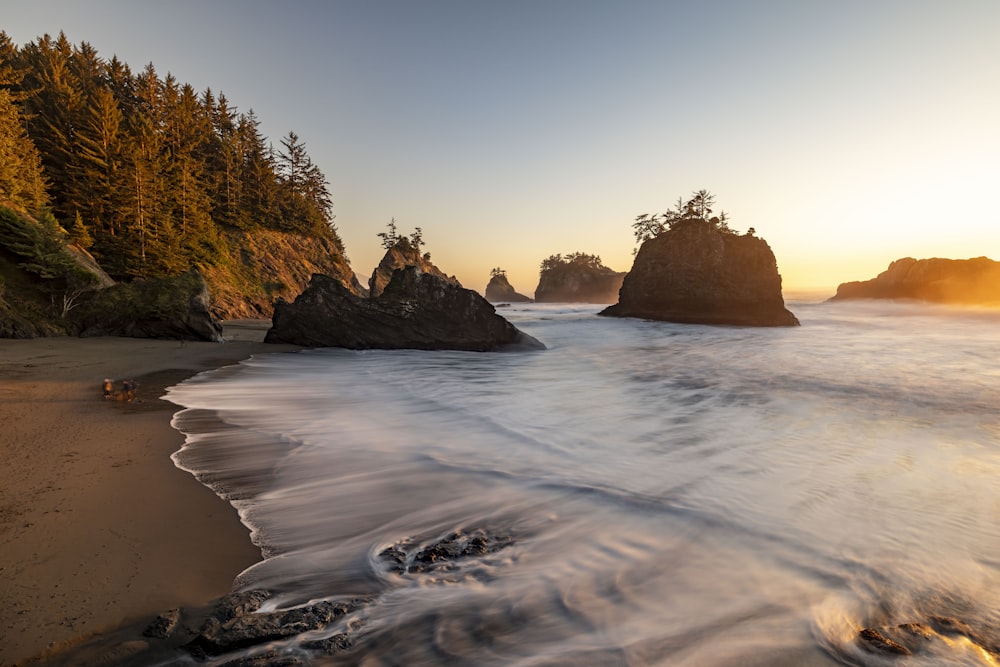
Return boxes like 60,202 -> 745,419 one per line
265,267 -> 544,351
830,256 -> 1000,305
534,253 -> 625,303
600,219 -> 798,326
72,270 -> 224,341
484,272 -> 532,303
369,238 -> 459,298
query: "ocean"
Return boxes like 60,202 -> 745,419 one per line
166,299 -> 1000,666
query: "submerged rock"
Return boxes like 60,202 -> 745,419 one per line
265,267 -> 544,351
188,598 -> 366,656
379,528 -> 516,575
830,256 -> 1000,305
601,219 -> 798,326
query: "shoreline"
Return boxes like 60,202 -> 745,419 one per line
0,332 -> 297,666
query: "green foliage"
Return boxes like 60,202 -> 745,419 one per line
633,189 -> 734,244
540,252 -> 609,273
0,87 -> 49,212
6,32 -> 343,282
0,205 -> 100,318
377,217 -> 400,249
73,270 -> 201,324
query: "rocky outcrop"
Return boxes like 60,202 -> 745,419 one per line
200,228 -> 365,319
369,238 -> 459,298
72,270 -> 224,341
534,255 -> 625,303
265,267 -> 544,351
601,219 -> 798,326
484,273 -> 532,302
830,257 -> 1000,305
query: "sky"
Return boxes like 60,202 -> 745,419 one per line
5,0 -> 1000,296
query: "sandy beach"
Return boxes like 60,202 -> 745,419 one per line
0,330 -> 295,665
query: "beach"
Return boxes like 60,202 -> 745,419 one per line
0,330 -> 292,665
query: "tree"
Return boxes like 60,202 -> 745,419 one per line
490,267 -> 506,278
0,87 -> 49,211
633,189 -> 736,245
377,217 -> 399,249
68,210 -> 93,248
409,226 -> 423,252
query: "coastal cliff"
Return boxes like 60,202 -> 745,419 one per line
200,228 -> 365,319
830,257 -> 1000,305
534,253 -> 625,303
601,218 -> 798,326
484,272 -> 532,303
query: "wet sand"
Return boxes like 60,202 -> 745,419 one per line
0,329 -> 294,665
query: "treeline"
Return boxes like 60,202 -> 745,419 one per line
539,252 -> 610,273
0,31 -> 340,281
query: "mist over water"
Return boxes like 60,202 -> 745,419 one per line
168,301 -> 1000,666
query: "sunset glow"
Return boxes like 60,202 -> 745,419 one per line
5,0 -> 998,296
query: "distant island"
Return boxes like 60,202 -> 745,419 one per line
533,252 -> 625,303
830,257 -> 1000,305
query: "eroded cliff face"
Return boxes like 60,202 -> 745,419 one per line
369,239 -> 460,299
831,257 -> 1000,305
534,265 -> 625,303
200,229 -> 365,319
601,219 -> 798,326
484,274 -> 532,303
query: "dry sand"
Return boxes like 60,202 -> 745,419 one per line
0,329 -> 296,665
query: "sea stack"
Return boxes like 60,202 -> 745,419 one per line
601,219 -> 798,326
534,253 -> 625,303
484,271 -> 532,303
369,237 -> 459,298
830,257 -> 1000,305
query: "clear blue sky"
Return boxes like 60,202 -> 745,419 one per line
6,0 -> 1000,295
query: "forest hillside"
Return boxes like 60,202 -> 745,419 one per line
0,30 -> 360,324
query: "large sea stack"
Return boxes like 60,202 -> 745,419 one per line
484,272 -> 532,303
830,257 -> 1000,305
601,219 -> 798,326
534,253 -> 625,303
265,267 -> 544,351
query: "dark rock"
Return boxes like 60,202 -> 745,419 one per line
143,607 -> 181,639
217,650 -> 304,667
265,268 -> 544,351
830,256 -> 1000,305
601,219 -> 799,326
188,598 -> 367,656
379,528 -> 516,575
73,269 -> 224,341
485,273 -> 532,302
212,589 -> 272,624
534,255 -> 625,303
858,627 -> 913,656
369,238 -> 459,298
302,633 -> 354,656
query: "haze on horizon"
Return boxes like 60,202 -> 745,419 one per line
5,0 -> 999,296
